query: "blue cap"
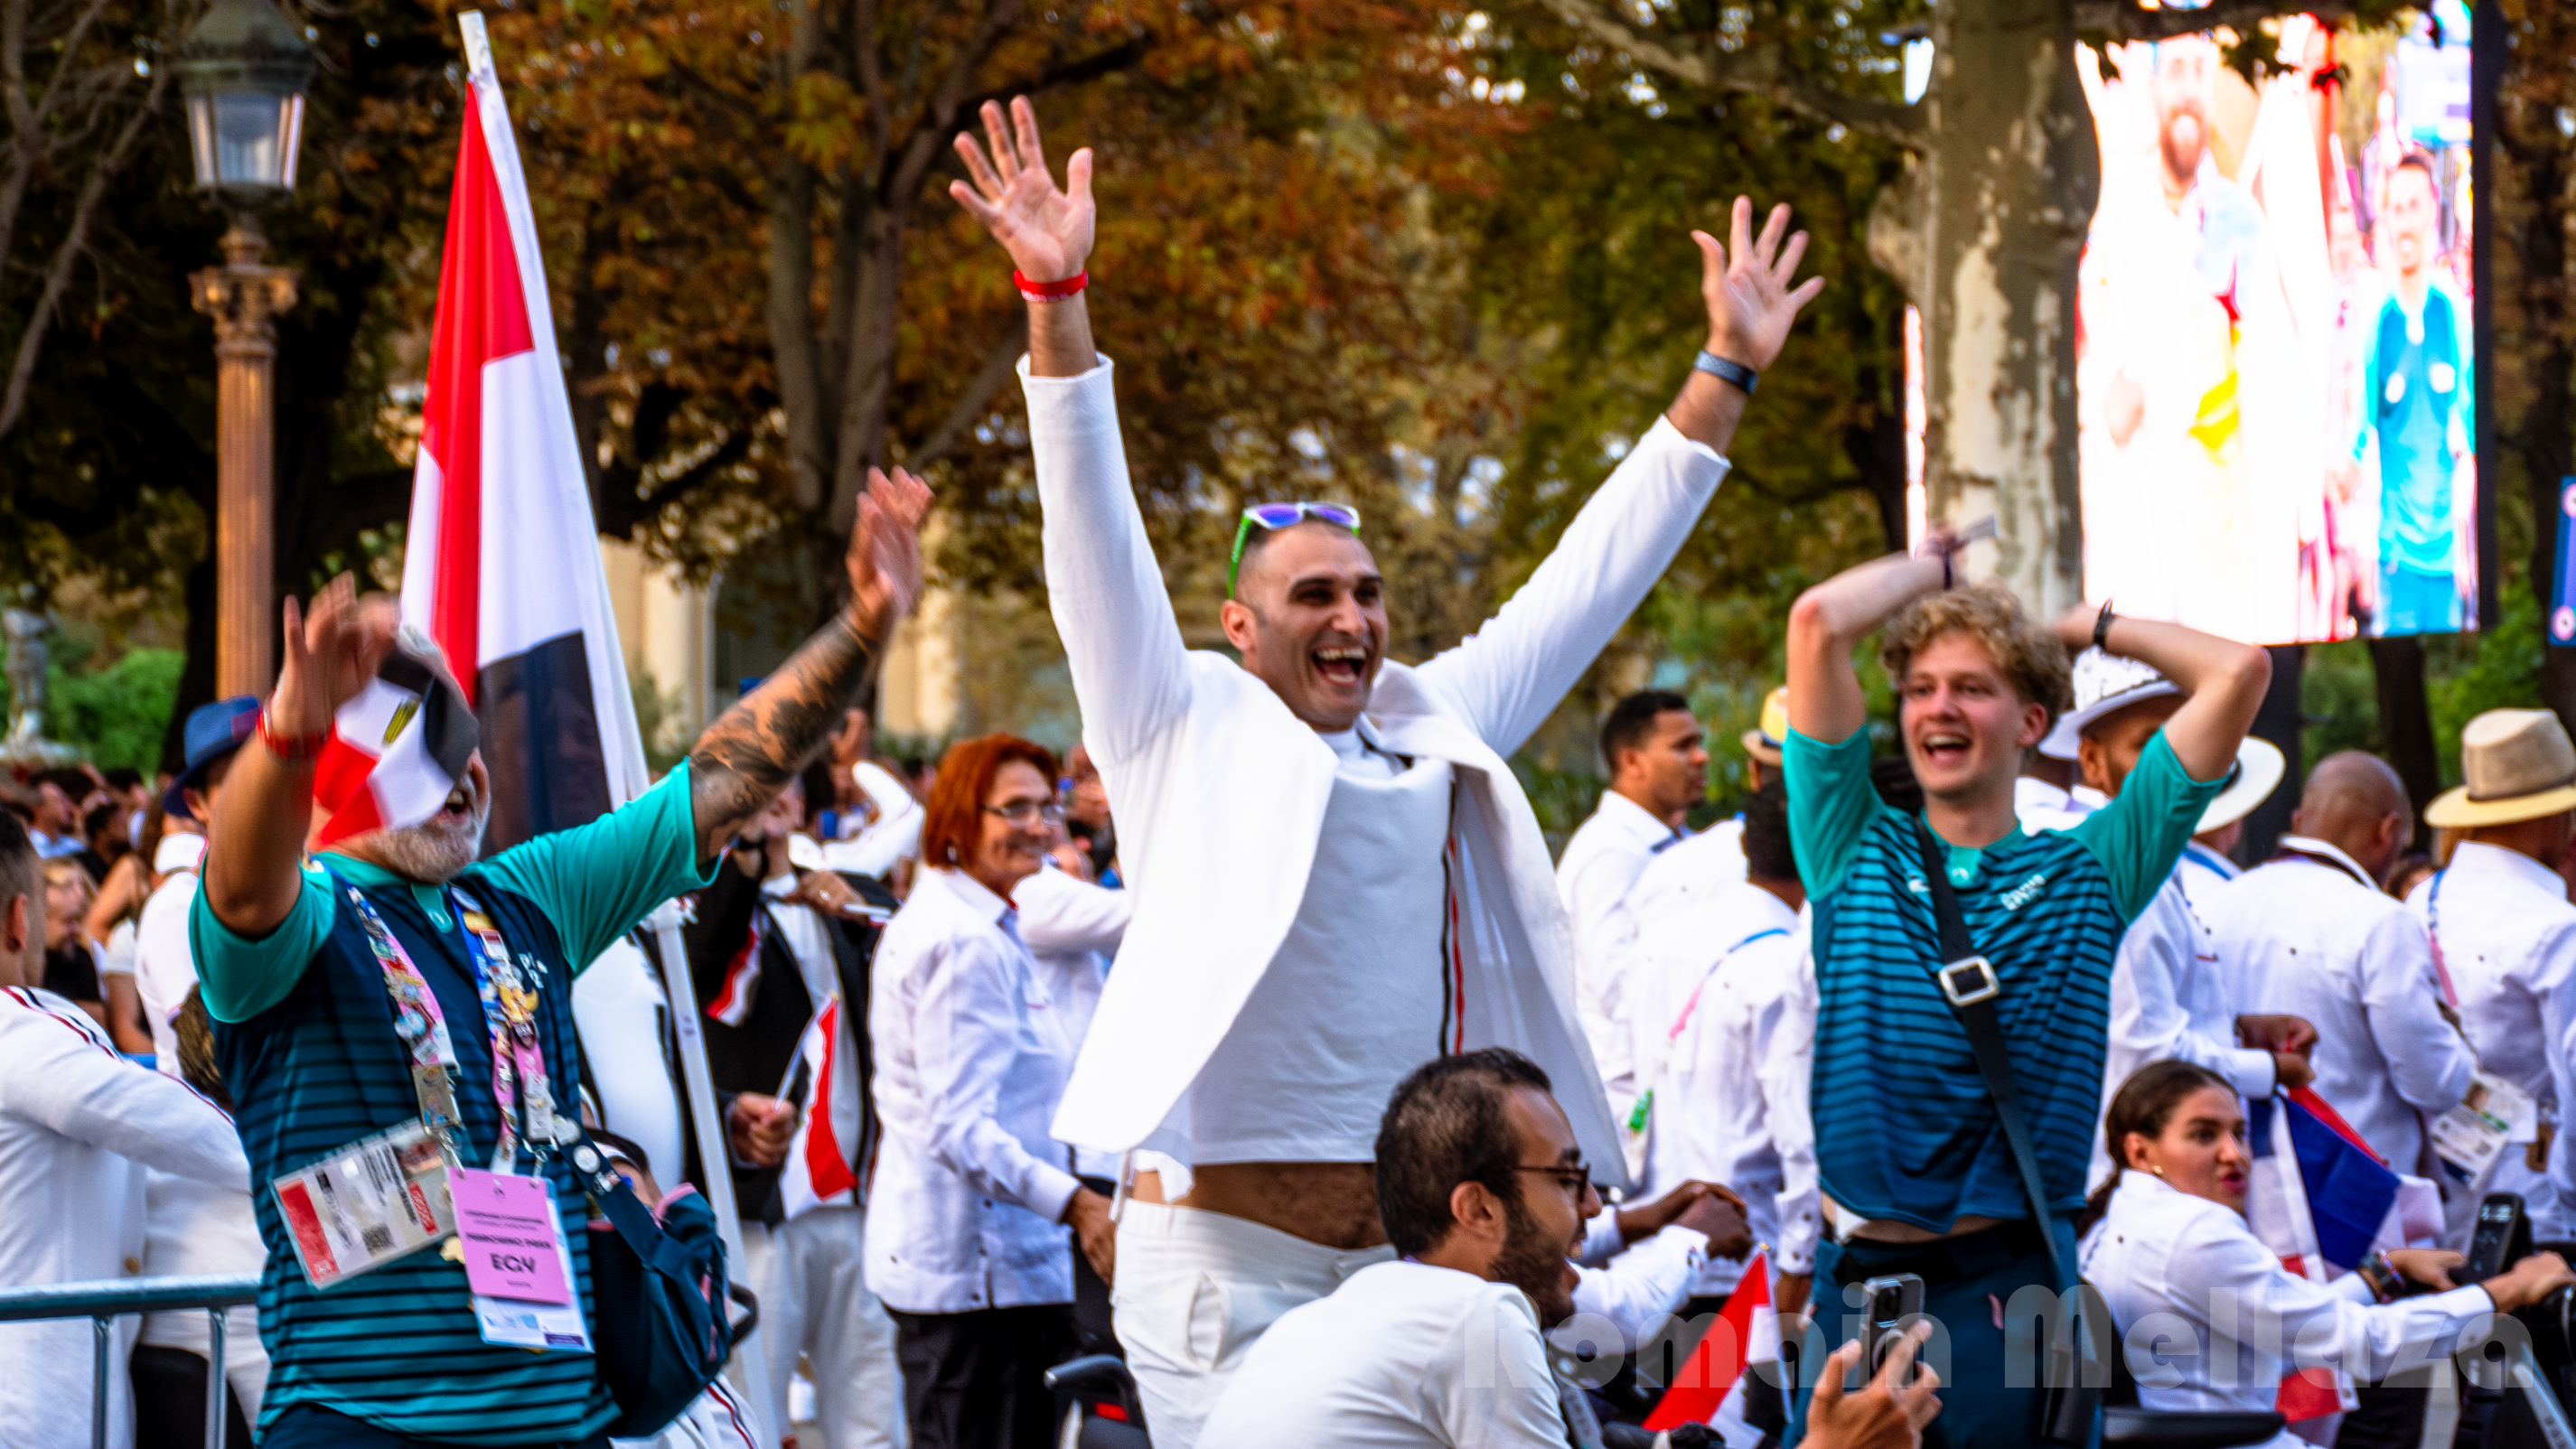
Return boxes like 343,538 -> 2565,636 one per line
164,696 -> 261,821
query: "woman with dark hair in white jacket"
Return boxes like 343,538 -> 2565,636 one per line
2082,1060 -> 2574,1444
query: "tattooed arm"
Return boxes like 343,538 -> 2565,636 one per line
688,468 -> 932,865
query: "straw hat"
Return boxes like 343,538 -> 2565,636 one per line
2038,649 -> 2179,762
2425,709 -> 2576,828
1740,686 -> 1788,767
2198,737 -> 2285,835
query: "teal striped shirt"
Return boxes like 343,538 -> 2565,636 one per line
195,764 -> 715,1443
1787,728 -> 2220,1233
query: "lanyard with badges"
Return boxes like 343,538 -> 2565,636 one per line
349,883 -> 563,1172
320,883 -> 591,1350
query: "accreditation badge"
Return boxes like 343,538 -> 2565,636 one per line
451,1166 -> 593,1352
273,1119 -> 457,1289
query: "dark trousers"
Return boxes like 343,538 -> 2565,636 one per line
262,1405 -> 612,1448
1073,1175 -> 1120,1360
890,1303 -> 1077,1449
1789,1220 -> 2078,1448
131,1345 -> 252,1449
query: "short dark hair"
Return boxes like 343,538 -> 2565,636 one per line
82,802 -> 118,840
1373,1048 -> 1553,1258
0,809 -> 35,923
1742,780 -> 1794,883
1600,691 -> 1691,772
33,768 -> 88,799
797,756 -> 840,824
101,768 -> 142,793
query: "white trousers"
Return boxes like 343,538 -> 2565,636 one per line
743,1207 -> 909,1449
1110,1201 -> 1395,1449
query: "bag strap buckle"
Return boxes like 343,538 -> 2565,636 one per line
1938,955 -> 2000,1008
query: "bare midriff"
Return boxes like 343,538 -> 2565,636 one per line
1826,1194 -> 2004,1244
1132,1163 -> 1390,1250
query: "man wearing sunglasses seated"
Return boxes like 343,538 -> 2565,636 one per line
949,95 -> 1822,1446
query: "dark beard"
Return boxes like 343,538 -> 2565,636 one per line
1492,1196 -> 1577,1328
2160,108 -> 2206,190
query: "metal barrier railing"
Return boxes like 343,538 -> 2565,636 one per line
0,1273 -> 261,1449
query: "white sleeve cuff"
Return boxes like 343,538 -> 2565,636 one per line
1641,412 -> 1728,469
2224,1046 -> 2279,1099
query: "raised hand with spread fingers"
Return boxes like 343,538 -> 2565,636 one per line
950,96 -> 1098,378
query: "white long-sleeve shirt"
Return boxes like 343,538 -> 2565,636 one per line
1200,1260 -> 1566,1448
2096,842 -> 2272,1187
863,867 -> 1082,1313
0,984 -> 249,1449
2405,842 -> 2576,1237
1557,790 -> 1683,1099
1561,1224 -> 1710,1345
1016,864 -> 1132,1179
2205,839 -> 2476,1174
820,761 -> 923,880
2083,1170 -> 2495,1444
1635,884 -> 1820,1289
133,831 -> 207,1067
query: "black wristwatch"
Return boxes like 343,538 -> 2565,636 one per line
2093,601 -> 2117,652
1693,351 -> 1758,396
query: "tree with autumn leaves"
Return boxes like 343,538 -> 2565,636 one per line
482,0 -> 1524,626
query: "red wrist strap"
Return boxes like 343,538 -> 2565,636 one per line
1014,268 -> 1088,302
258,710 -> 330,764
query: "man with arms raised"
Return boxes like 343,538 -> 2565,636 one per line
1783,567 -> 2267,1444
2053,650 -> 2312,1189
192,477 -> 928,1446
950,97 -> 1821,1443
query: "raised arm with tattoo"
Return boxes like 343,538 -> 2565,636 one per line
206,471 -> 930,940
688,468 -> 932,863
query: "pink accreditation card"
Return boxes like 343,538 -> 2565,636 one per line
447,1167 -> 573,1305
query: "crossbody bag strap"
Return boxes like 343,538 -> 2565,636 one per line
1910,817 -> 2068,1290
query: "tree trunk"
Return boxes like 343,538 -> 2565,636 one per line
2494,0 -> 2576,731
2367,634 -> 2440,832
1883,0 -> 2095,612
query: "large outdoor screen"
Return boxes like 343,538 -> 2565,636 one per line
2075,7 -> 2476,642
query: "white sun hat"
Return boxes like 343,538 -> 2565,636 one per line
2038,648 -> 2181,762
2197,736 -> 2286,835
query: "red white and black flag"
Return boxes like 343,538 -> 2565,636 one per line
311,648 -> 479,848
397,14 -> 651,851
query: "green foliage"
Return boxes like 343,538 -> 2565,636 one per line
2301,640 -> 2380,765
1511,756 -> 1607,859
2425,572 -> 2549,790
0,649 -> 186,774
628,671 -> 691,778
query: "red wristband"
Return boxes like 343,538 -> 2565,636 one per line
1014,268 -> 1088,302
258,710 -> 330,764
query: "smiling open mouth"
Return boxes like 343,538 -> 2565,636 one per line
1313,646 -> 1367,687
439,785 -> 473,819
1919,730 -> 1971,768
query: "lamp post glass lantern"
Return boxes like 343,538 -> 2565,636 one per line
177,0 -> 312,696
175,0 -> 313,209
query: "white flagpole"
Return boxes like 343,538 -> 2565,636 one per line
454,17 -> 780,1444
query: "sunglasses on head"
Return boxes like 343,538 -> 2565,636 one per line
1227,501 -> 1362,597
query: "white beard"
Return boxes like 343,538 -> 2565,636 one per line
367,797 -> 491,883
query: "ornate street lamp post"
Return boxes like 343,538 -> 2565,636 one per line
175,0 -> 312,696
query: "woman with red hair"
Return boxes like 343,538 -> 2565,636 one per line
863,733 -> 1117,1449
